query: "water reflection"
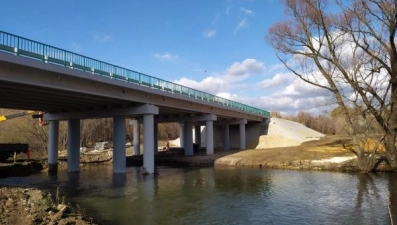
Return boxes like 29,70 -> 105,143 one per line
213,168 -> 272,197
1,166 -> 396,224
388,173 -> 397,223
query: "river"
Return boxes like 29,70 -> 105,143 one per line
0,165 -> 396,225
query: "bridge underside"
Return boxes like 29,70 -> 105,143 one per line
0,53 -> 266,122
0,52 -> 270,174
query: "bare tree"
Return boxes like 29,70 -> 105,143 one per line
266,0 -> 397,172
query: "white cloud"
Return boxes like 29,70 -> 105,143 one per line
240,7 -> 253,16
234,18 -> 247,33
258,73 -> 294,89
94,33 -> 113,43
153,53 -> 178,61
175,76 -> 227,94
202,30 -> 217,38
175,58 -> 264,95
173,57 -> 333,115
224,58 -> 264,78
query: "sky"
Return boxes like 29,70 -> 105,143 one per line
0,0 -> 333,115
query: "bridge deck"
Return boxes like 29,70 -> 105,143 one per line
0,30 -> 269,122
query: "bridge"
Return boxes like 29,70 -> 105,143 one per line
0,31 -> 270,174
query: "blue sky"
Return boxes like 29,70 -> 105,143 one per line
1,0 -> 330,115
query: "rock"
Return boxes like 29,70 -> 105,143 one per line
57,204 -> 67,212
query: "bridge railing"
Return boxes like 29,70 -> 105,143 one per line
0,31 -> 270,117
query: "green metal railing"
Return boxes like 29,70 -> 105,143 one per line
0,31 -> 270,117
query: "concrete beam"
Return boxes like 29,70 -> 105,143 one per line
193,119 -> 247,126
0,53 -> 268,122
43,104 -> 159,120
156,114 -> 217,123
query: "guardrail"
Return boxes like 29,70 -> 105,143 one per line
0,30 -> 270,117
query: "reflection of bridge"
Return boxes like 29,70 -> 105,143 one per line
0,31 -> 270,173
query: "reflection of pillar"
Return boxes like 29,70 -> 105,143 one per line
183,121 -> 193,155
143,114 -> 155,173
112,173 -> 126,198
179,123 -> 184,147
194,125 -> 201,150
223,125 -> 230,150
113,116 -> 126,173
206,120 -> 214,155
67,119 -> 80,172
239,123 -> 246,150
132,119 -> 140,155
48,120 -> 59,174
154,122 -> 158,154
142,175 -> 156,225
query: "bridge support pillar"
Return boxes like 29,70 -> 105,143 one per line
143,114 -> 155,173
223,125 -> 230,150
206,120 -> 214,155
154,122 -> 158,154
132,119 -> 140,155
183,121 -> 193,155
48,120 -> 59,174
179,123 -> 184,147
239,123 -> 246,150
113,116 -> 126,173
194,125 -> 201,150
67,119 -> 80,172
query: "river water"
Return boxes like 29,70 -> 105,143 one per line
1,165 -> 396,225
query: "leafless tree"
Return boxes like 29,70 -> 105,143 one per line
266,0 -> 397,172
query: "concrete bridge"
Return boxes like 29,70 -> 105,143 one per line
0,31 -> 270,174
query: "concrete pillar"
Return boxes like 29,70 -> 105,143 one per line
183,121 -> 193,155
194,125 -> 201,150
154,122 -> 158,154
132,119 -> 140,155
206,120 -> 214,155
222,125 -> 230,150
143,114 -> 155,173
239,123 -> 246,150
48,120 -> 59,174
113,116 -> 126,173
179,123 -> 184,147
67,119 -> 80,172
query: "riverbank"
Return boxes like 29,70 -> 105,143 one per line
130,135 -> 384,172
0,187 -> 99,225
